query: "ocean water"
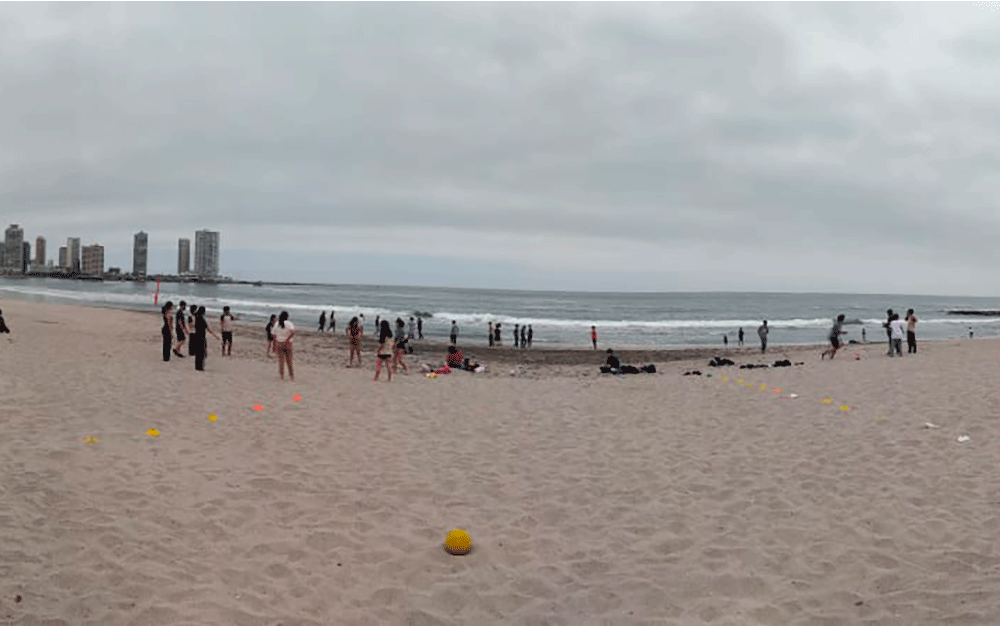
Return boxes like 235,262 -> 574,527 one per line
2,277 -> 999,348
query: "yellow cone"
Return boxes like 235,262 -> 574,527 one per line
444,529 -> 472,555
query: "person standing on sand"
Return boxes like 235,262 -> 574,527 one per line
862,327 -> 866,343
738,327 -> 744,346
220,306 -> 235,356
393,318 -> 409,375
266,314 -> 277,357
346,316 -> 363,367
520,325 -> 526,349
408,316 -> 416,340
172,300 -> 188,358
374,316 -> 380,334
273,311 -> 296,381
494,322 -> 501,346
513,324 -> 519,348
723,334 -> 728,347
417,316 -> 423,339
757,320 -> 769,353
328,309 -> 336,332
488,321 -> 494,346
883,309 -> 894,356
187,304 -> 198,356
374,320 -> 394,382
822,314 -> 847,360
906,309 -> 918,354
450,320 -> 459,344
160,301 -> 174,361
527,325 -> 533,348
318,311 -> 326,333
591,325 -> 597,349
970,327 -> 974,339
193,306 -> 220,372
889,314 -> 904,357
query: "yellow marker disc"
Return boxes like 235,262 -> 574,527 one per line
147,429 -> 160,437
737,378 -> 743,384
444,529 -> 472,556
208,414 -> 218,422
821,398 -> 832,404
840,406 -> 850,411
723,376 -> 728,382
82,436 -> 99,444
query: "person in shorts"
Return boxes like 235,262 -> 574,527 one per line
374,320 -> 394,382
220,306 -> 235,356
265,314 -> 277,357
822,314 -> 847,360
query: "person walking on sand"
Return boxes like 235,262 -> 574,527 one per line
488,321 -> 494,347
738,327 -> 744,347
822,314 -> 847,360
220,306 -> 235,356
591,325 -> 598,349
374,320 -> 394,382
494,322 -> 501,346
520,325 -> 526,349
328,309 -> 336,332
417,316 -> 423,339
889,313 -> 904,357
527,325 -> 533,348
408,316 -> 416,340
346,316 -> 363,367
318,311 -> 326,333
273,311 -> 296,381
757,320 -> 769,353
450,320 -> 459,345
160,301 -> 174,361
393,318 -> 409,375
906,308 -> 918,354
513,324 -> 519,348
172,300 -> 188,358
265,314 -> 277,357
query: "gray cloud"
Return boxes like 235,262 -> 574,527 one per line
2,2 -> 999,294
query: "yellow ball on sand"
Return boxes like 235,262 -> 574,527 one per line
444,529 -> 472,556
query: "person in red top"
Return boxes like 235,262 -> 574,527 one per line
591,325 -> 597,349
446,345 -> 464,368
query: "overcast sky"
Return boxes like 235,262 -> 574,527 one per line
2,2 -> 999,294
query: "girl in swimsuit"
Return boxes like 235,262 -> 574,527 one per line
346,316 -> 363,367
374,320 -> 394,382
172,300 -> 188,358
160,301 -> 174,362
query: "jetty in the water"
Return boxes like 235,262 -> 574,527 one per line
947,310 -> 1000,316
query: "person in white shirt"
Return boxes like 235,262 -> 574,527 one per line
272,311 -> 296,381
888,313 -> 905,357
220,306 -> 235,356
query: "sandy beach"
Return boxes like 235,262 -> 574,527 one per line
1,298 -> 999,625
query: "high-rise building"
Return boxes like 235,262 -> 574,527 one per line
178,238 -> 191,274
67,237 -> 81,273
194,229 -> 220,278
0,243 -> 4,269
81,244 -> 105,276
58,246 -> 68,269
133,231 -> 148,276
22,242 -> 30,272
3,224 -> 24,272
35,236 -> 46,266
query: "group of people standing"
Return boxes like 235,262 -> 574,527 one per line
159,300 -> 233,371
488,321 -> 532,348
882,308 -> 919,357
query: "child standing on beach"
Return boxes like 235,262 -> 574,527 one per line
527,325 -> 532,348
591,325 -> 597,349
374,320 -> 394,382
347,316 -> 363,367
489,322 -> 494,346
173,300 -> 188,358
450,320 -> 459,345
889,314 -> 905,357
393,318 -> 409,375
265,314 -> 277,358
273,311 -> 296,381
220,306 -> 235,356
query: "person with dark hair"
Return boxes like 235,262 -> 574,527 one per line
599,348 -> 620,374
0,308 -> 10,334
757,320 -> 769,353
220,306 -> 235,356
488,321 -> 494,347
906,308 -> 918,354
417,316 -> 423,339
160,301 -> 174,361
520,325 -> 526,349
527,325 -> 532,348
318,311 -> 326,333
446,345 -> 464,369
889,313 -> 904,357
273,311 -> 296,381
591,325 -> 597,349
346,316 -> 363,367
408,316 -> 416,340
393,318 -> 409,375
738,327 -> 744,347
450,320 -> 459,345
375,316 -> 380,334
513,324 -> 519,348
822,314 -> 847,360
328,309 -> 336,332
172,300 -> 188,358
374,320 -> 394,382
494,323 -> 501,346
883,309 -> 894,356
265,314 -> 277,357
193,306 -> 219,372
187,304 -> 198,356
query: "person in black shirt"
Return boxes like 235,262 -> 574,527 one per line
266,314 -> 277,357
520,325 -> 526,349
494,323 -> 501,346
527,325 -> 532,348
318,311 -> 326,333
188,304 -> 198,356
160,302 -> 174,361
417,316 -> 423,339
600,349 -> 621,374
173,300 -> 188,358
193,306 -> 219,371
